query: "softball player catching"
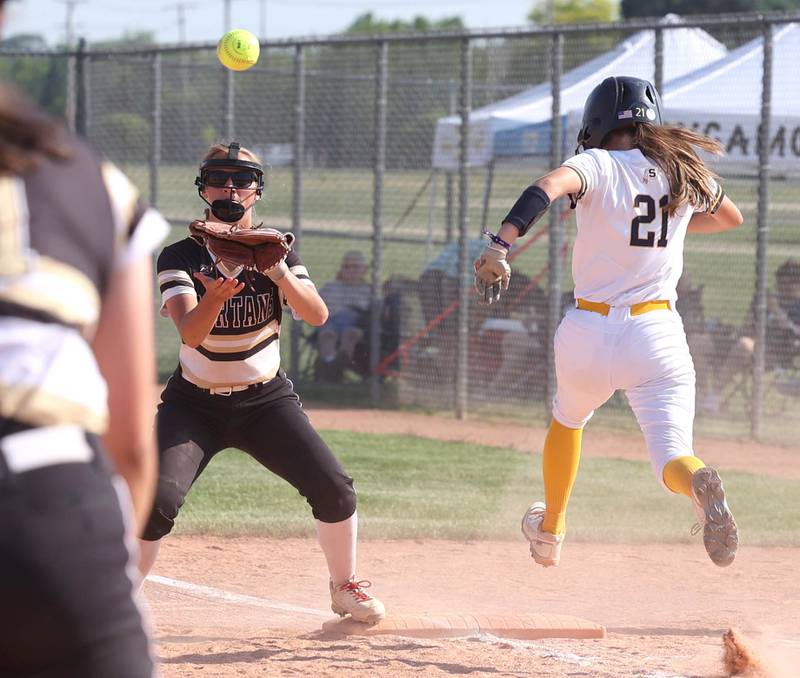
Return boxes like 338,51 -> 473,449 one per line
474,76 -> 742,568
139,142 -> 385,623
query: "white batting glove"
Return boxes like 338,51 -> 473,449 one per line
473,243 -> 511,305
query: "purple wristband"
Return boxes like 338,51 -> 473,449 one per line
482,230 -> 512,250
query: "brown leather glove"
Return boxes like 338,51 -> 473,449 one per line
189,220 -> 294,274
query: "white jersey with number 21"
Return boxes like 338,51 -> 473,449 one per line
552,146 -> 709,482
562,147 -> 696,306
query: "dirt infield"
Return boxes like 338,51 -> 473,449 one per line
145,407 -> 800,677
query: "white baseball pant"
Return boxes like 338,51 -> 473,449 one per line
551,305 -> 696,488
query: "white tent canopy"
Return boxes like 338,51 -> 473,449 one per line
659,22 -> 800,172
432,16 -> 727,170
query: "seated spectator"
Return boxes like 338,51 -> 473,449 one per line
373,275 -> 416,376
333,274 -> 415,381
480,273 -> 549,399
675,273 -> 720,413
717,258 -> 800,394
315,250 -> 371,382
418,237 -> 490,344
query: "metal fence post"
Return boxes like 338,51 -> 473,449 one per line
178,47 -> 191,163
150,52 -> 162,209
445,79 -> 457,244
74,39 -> 88,138
654,27 -> 664,95
456,37 -> 473,420
546,31 -> 564,418
223,67 -> 235,139
65,47 -> 77,132
480,160 -> 495,233
289,45 -> 306,381
370,41 -> 388,405
751,22 -> 774,441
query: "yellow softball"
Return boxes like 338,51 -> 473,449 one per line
217,29 -> 260,71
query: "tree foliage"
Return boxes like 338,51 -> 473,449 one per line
0,31 -> 159,122
621,0 -> 800,19
0,33 -> 48,50
344,12 -> 464,34
528,0 -> 619,25
525,0 -> 620,75
294,14 -> 466,169
0,33 -> 66,118
90,31 -> 158,50
98,112 -> 150,161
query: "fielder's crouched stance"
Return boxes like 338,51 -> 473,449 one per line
140,142 -> 385,623
475,76 -> 742,569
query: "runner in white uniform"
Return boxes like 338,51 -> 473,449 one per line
474,76 -> 743,568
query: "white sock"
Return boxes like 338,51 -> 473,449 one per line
137,538 -> 161,590
315,511 -> 357,587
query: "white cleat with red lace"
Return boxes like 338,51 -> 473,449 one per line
330,578 -> 386,623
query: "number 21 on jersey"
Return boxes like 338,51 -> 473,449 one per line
630,194 -> 669,248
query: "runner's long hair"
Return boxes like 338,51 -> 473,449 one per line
632,123 -> 723,216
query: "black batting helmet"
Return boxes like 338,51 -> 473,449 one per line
576,76 -> 663,152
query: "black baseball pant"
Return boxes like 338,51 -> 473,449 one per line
143,370 -> 356,541
0,421 -> 154,678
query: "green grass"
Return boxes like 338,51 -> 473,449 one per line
175,430 -> 800,547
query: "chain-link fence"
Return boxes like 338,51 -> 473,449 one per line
4,12 -> 799,443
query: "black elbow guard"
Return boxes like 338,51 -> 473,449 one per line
503,185 -> 551,236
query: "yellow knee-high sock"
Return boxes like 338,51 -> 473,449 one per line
541,420 -> 583,535
662,456 -> 706,497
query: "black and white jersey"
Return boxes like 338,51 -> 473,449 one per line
0,136 -> 169,434
157,238 -> 314,388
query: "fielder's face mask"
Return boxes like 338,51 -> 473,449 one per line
195,142 -> 265,222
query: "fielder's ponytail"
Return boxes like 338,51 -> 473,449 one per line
633,124 -> 723,216
0,83 -> 71,174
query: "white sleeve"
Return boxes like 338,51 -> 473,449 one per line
156,268 -> 196,317
284,261 -> 317,320
561,149 -> 608,203
117,208 -> 171,269
100,161 -> 169,269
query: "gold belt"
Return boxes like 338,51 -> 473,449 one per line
576,298 -> 671,317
